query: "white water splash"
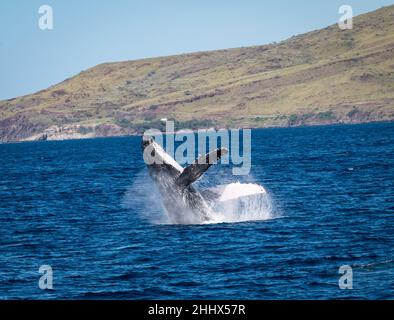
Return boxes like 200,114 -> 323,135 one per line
123,172 -> 277,225
208,182 -> 275,224
122,171 -> 171,224
219,182 -> 266,202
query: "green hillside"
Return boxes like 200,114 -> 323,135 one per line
1,5 -> 394,142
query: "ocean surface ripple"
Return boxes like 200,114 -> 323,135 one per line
0,123 -> 393,299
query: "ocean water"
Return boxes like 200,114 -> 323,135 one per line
0,122 -> 393,299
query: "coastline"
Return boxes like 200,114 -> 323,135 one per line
1,119 -> 392,145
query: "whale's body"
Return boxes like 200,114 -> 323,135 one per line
142,138 -> 227,224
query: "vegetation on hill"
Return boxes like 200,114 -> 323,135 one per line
1,5 -> 394,141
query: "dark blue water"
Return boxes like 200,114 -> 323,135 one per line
0,122 -> 393,299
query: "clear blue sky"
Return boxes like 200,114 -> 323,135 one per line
0,0 -> 393,100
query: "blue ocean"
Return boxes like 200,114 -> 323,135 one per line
0,122 -> 393,299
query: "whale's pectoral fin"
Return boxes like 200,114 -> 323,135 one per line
176,148 -> 228,187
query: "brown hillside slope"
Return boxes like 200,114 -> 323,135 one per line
1,5 -> 394,141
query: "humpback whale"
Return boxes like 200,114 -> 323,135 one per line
142,137 -> 228,224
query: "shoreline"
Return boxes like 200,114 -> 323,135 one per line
1,119 -> 392,145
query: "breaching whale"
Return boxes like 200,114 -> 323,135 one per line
142,137 -> 228,224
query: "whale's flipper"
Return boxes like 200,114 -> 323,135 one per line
176,148 -> 228,187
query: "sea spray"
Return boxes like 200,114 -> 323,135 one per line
123,171 -> 276,225
122,170 -> 170,224
209,182 -> 275,223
